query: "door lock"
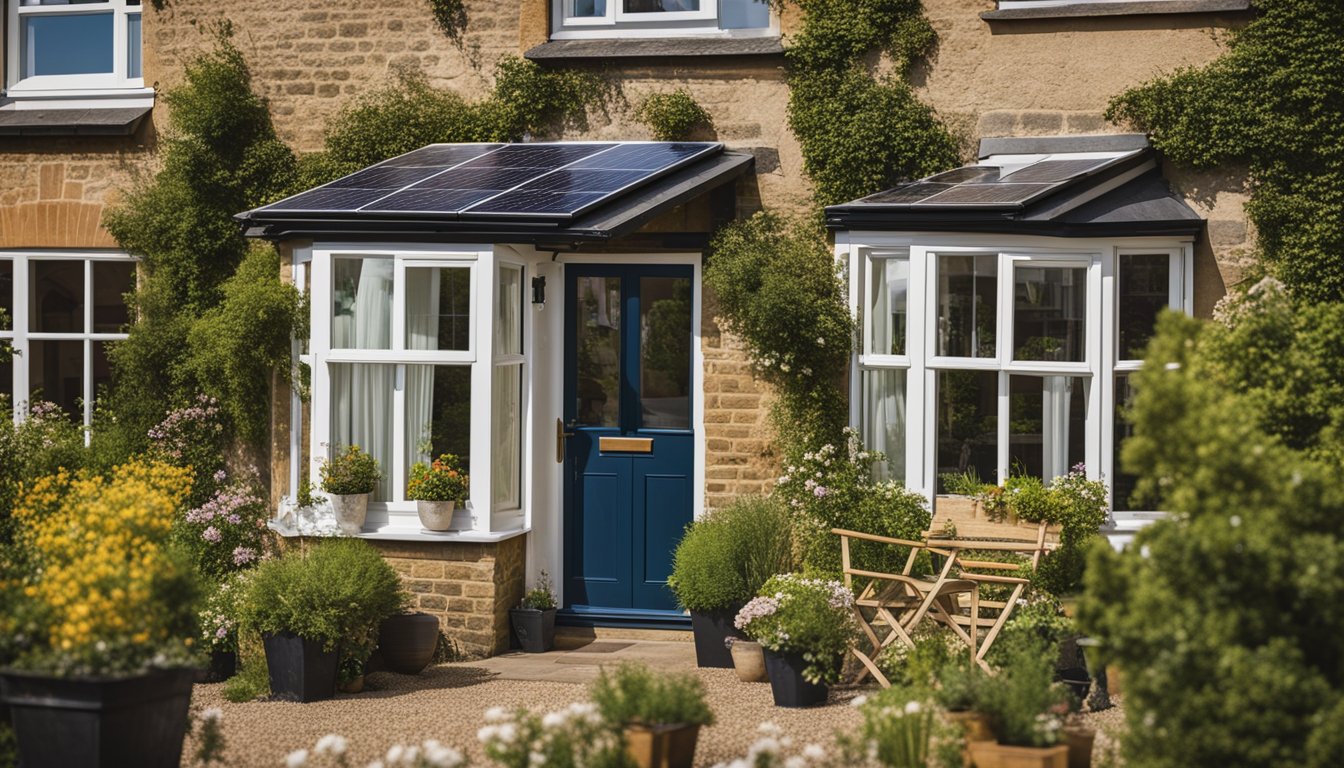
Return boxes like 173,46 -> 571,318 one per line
556,418 -> 575,464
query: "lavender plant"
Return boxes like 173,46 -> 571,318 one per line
735,574 -> 858,684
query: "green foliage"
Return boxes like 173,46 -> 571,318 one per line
319,445 -> 382,496
221,628 -> 270,703
990,596 -> 1076,669
239,538 -> 408,653
706,212 -> 854,454
428,0 -> 468,41
520,571 -> 557,611
838,687 -> 962,768
590,662 -> 715,728
406,454 -> 469,502
0,400 -> 87,546
781,0 -> 959,206
481,704 -> 633,768
939,470 -> 986,497
876,624 -> 958,692
668,495 -> 794,613
199,571 -> 250,653
736,573 -> 858,684
931,654 -> 987,713
975,634 -> 1068,748
635,89 -> 714,141
1078,284 -> 1344,768
1106,0 -> 1344,303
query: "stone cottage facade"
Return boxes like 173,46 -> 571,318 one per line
1,0 -> 1254,655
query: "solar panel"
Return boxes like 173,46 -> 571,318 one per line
327,166 -> 447,189
410,167 -> 552,190
460,144 -> 617,169
861,182 -> 954,205
379,144 -> 504,168
927,166 -> 999,184
918,183 -> 1055,206
467,190 -> 609,215
361,188 -> 504,213
570,143 -> 717,171
999,158 -> 1112,183
264,188 -> 396,211
515,169 -> 652,194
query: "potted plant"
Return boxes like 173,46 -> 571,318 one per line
378,612 -> 441,675
510,572 -> 558,653
726,636 -> 767,682
240,538 -> 408,702
933,657 -> 993,743
667,496 -> 793,668
967,636 -> 1070,768
319,445 -> 381,535
590,663 -> 714,768
198,572 -> 250,683
0,461 -> 199,768
735,573 -> 857,708
406,453 -> 469,531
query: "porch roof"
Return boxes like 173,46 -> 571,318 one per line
236,141 -> 753,245
824,134 -> 1204,239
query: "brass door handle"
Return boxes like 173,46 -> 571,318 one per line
556,418 -> 575,463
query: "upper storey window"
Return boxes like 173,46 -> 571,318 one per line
6,0 -> 143,94
555,0 -> 773,38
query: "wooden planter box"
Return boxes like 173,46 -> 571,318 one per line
624,723 -> 700,768
967,742 -> 1067,768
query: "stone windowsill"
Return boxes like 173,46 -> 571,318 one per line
0,105 -> 152,136
982,0 -> 1252,21
525,36 -> 785,62
268,519 -> 530,544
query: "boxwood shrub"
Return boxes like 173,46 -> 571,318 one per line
667,495 -> 793,613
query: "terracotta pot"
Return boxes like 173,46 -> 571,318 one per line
329,493 -> 369,535
1063,726 -> 1094,768
966,742 -> 1068,768
416,500 -> 457,531
730,639 -> 768,682
379,612 -> 440,675
624,723 -> 700,768
944,710 -> 994,742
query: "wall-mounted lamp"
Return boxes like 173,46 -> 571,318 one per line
531,275 -> 547,307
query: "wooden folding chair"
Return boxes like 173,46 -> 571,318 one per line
833,528 -> 981,687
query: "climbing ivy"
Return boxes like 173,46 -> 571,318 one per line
635,89 -> 714,141
1106,0 -> 1344,304
427,0 -> 468,42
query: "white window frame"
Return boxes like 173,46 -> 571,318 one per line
493,261 -> 525,513
2,250 -> 136,431
552,0 -> 776,40
5,0 -> 145,96
996,0 -> 1184,7
615,1 -> 716,23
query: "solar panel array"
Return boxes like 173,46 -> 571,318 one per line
854,153 -> 1134,209
260,142 -> 722,220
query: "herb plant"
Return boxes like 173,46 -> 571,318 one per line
975,635 -> 1068,748
838,688 -> 963,768
589,663 -> 715,728
319,445 -> 381,496
735,573 -> 858,684
407,454 -> 469,502
520,571 -> 557,611
668,495 -> 793,613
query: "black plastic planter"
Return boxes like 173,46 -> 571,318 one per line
0,666 -> 194,768
262,631 -> 338,702
762,649 -> 830,708
690,606 -> 742,668
202,650 -> 237,683
509,608 -> 557,653
379,612 -> 440,674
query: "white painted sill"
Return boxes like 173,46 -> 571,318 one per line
268,519 -> 529,544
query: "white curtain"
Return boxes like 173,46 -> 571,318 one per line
331,259 -> 394,501
863,369 -> 906,483
404,269 -> 440,484
1041,375 -> 1074,483
492,365 -> 521,509
869,259 -> 907,356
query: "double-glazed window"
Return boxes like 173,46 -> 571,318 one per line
1,253 -> 135,427
555,0 -> 772,37
6,0 -> 143,93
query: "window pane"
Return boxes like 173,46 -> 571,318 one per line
92,261 -> 134,333
1013,265 -> 1086,362
862,369 -> 906,483
867,257 -> 908,356
1008,374 -> 1088,484
1,355 -> 11,401
574,276 -> 621,426
1119,254 -> 1170,360
22,13 -> 114,78
127,13 -> 142,79
1113,374 -> 1141,511
92,340 -> 114,412
623,0 -> 700,11
405,365 -> 472,495
1,260 -> 12,318
492,364 -> 521,509
572,0 -> 606,16
31,260 -> 84,333
936,370 -> 997,489
722,0 -> 770,29
405,265 -> 470,351
333,257 -> 392,350
29,339 -> 84,422
330,363 -> 394,501
496,266 -> 522,356
937,255 -> 997,358
640,276 -> 691,430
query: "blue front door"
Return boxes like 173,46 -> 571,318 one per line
563,264 -> 695,620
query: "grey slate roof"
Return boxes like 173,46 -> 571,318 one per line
0,106 -> 151,136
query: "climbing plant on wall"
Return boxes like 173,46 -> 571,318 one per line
1107,0 -> 1344,304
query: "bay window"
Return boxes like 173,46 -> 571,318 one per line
6,0 -> 144,94
554,0 -> 773,38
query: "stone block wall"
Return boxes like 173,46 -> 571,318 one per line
371,536 -> 527,658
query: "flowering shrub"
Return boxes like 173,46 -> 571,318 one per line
775,429 -> 931,575
285,733 -> 466,768
590,662 -> 714,728
1,460 -> 198,675
199,571 -> 251,653
0,398 -> 88,547
179,472 -> 269,580
837,692 -> 962,768
974,635 -> 1068,748
406,454 -> 469,502
735,574 -> 858,684
709,722 -> 832,768
320,444 -> 382,496
147,394 -> 229,511
478,703 -> 631,768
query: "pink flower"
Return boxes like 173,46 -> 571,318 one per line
232,547 -> 258,566
202,526 -> 222,543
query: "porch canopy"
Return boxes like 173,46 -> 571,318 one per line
824,134 -> 1202,238
237,141 -> 753,244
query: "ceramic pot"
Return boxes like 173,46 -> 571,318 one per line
729,639 -> 768,682
509,608 -> 557,653
761,648 -> 830,708
416,500 -> 457,531
689,606 -> 742,668
329,493 -> 369,535
624,723 -> 701,768
966,742 -> 1068,768
379,612 -> 440,674
262,631 -> 339,702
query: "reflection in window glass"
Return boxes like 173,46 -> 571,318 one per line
575,276 -> 621,426
29,340 -> 84,421
1013,265 -> 1087,362
868,257 -> 908,356
92,340 -> 114,408
93,261 -> 135,333
496,266 -> 522,356
572,0 -> 607,15
127,13 -> 142,79
722,0 -> 771,28
32,261 -> 84,333
405,266 -> 470,351
405,365 -> 472,494
492,365 -> 522,508
1118,254 -> 1170,360
640,277 -> 691,430
330,363 -> 395,501
1,260 -> 12,318
937,255 -> 997,358
936,370 -> 997,490
1008,374 -> 1088,484
333,258 -> 393,349
22,13 -> 115,78
1113,375 -> 1141,511
623,0 -> 700,11
862,369 -> 906,482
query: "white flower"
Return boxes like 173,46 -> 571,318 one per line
529,751 -> 546,766
200,707 -> 224,723
423,741 -> 464,768
1230,514 -> 1242,527
850,695 -> 869,708
485,706 -> 510,723
757,722 -> 782,737
542,710 -> 567,729
496,723 -> 518,743
803,744 -> 826,760
285,749 -> 309,768
315,734 -> 348,756
367,762 -> 385,768
386,745 -> 405,764
904,700 -> 922,715
784,757 -> 807,768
